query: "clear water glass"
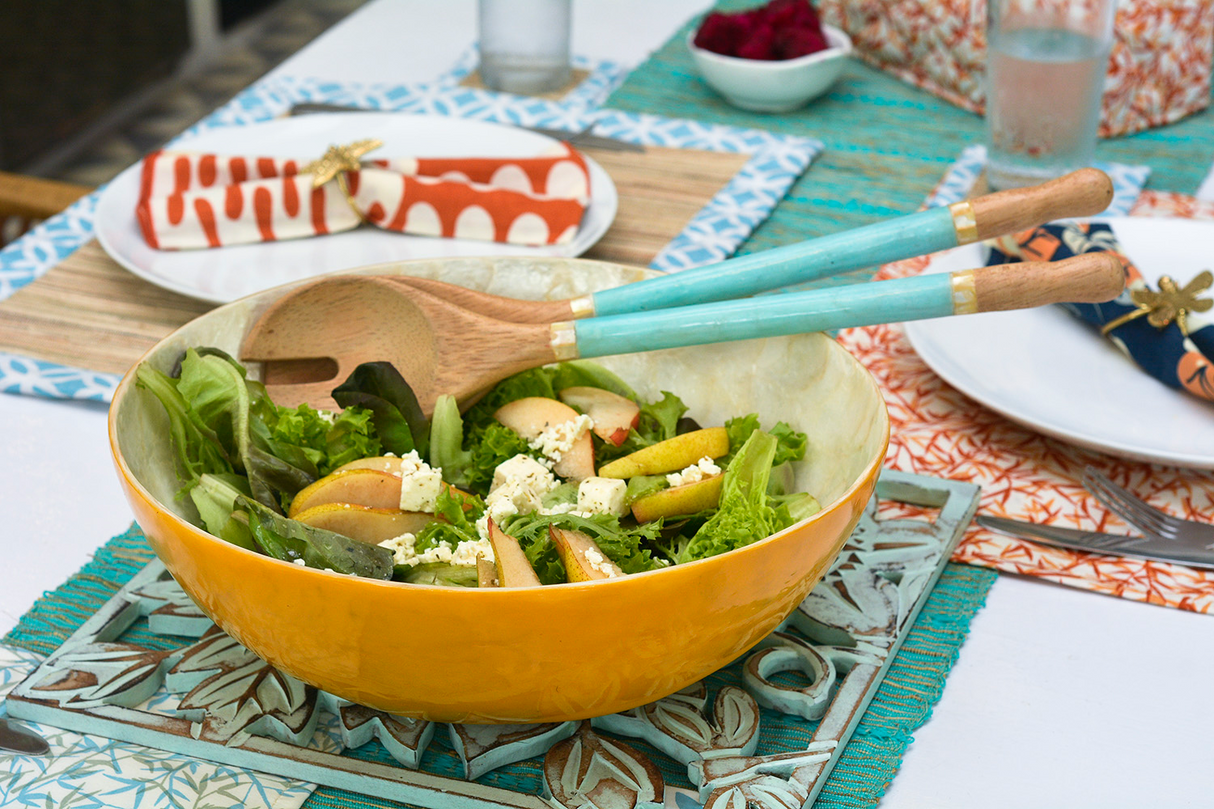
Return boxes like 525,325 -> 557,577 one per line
478,0 -> 572,95
985,0 -> 1116,190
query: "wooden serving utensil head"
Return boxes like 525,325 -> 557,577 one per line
239,276 -> 558,414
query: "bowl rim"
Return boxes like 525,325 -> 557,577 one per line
108,260 -> 891,595
686,23 -> 853,68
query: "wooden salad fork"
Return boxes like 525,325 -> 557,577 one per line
241,252 -> 1125,414
385,168 -> 1114,324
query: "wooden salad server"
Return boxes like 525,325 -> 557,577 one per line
241,252 -> 1124,413
386,168 -> 1114,323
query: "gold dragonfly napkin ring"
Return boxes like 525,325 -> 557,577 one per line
1101,269 -> 1213,337
300,138 -> 384,223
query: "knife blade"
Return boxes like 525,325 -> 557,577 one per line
286,103 -> 646,152
976,515 -> 1214,570
0,717 -> 50,756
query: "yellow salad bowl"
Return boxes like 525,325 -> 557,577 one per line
109,257 -> 889,723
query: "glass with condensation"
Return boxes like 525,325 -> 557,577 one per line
985,0 -> 1116,190
478,0 -> 572,94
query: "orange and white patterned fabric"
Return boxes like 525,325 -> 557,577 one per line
136,145 -> 591,250
842,190 -> 1214,613
817,0 -> 1214,137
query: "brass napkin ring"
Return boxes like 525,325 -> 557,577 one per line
1101,269 -> 1212,337
301,138 -> 384,223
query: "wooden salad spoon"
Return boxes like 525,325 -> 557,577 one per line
385,168 -> 1113,324
240,252 -> 1124,414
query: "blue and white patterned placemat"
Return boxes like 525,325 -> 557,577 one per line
0,60 -> 821,403
928,144 -> 1150,213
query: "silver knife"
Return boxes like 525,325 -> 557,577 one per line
286,102 -> 646,152
0,717 -> 50,756
976,515 -> 1214,570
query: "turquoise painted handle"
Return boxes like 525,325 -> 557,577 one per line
586,168 -> 1116,318
573,251 -> 1127,357
590,207 -> 958,317
575,273 -> 955,357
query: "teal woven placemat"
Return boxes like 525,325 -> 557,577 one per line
3,523 -> 996,809
606,2 -> 1214,288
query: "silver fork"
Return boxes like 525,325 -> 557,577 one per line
1082,467 -> 1214,547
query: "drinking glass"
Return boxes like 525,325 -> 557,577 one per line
478,0 -> 572,95
985,0 -> 1116,190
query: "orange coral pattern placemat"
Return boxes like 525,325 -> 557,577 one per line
846,190 -> 1214,613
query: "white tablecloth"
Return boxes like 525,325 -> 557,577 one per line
2,2 -> 1211,806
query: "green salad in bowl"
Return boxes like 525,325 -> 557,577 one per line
137,347 -> 821,588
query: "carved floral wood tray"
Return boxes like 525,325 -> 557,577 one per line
6,470 -> 978,809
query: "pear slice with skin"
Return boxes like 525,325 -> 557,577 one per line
333,455 -> 411,475
289,468 -> 403,517
494,396 -> 595,480
292,503 -> 439,544
558,387 -> 641,447
631,474 -> 724,523
550,526 -> 624,582
477,557 -> 499,588
597,427 -> 730,479
487,518 -> 541,587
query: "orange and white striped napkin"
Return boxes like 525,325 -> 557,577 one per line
135,143 -> 591,250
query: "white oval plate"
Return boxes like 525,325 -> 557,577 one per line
903,216 -> 1214,469
95,112 -> 618,304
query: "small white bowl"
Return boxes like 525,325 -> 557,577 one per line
687,24 -> 852,113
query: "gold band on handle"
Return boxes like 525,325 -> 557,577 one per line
568,295 -> 596,319
951,270 -> 979,315
949,201 -> 979,244
550,321 -> 580,359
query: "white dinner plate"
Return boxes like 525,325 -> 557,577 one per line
95,113 -> 618,304
903,216 -> 1214,469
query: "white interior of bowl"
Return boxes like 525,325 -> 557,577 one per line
117,257 -> 889,524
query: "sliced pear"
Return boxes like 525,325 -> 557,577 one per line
486,518 -> 541,587
630,475 -> 724,523
292,503 -> 439,544
333,455 -> 408,475
477,556 -> 499,588
597,427 -> 729,479
288,468 -> 402,517
558,387 -> 641,447
550,527 -> 623,582
494,396 -> 595,480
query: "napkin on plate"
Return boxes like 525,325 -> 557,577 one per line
990,221 -> 1214,402
135,141 -> 591,250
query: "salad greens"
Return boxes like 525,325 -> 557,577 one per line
139,348 -> 820,586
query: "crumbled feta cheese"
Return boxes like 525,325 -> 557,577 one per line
577,476 -> 628,517
293,558 -> 307,566
528,414 -> 593,464
378,532 -> 494,567
487,454 -> 559,522
666,456 -> 722,489
394,450 -> 444,513
584,547 -> 620,578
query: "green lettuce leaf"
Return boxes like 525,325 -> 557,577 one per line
429,394 -> 473,487
463,422 -> 535,495
726,414 -> 807,465
414,487 -> 485,552
398,562 -> 479,587
549,360 -> 638,399
238,495 -> 394,579
331,362 -> 428,458
678,430 -> 793,564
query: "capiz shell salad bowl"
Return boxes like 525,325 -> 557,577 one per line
108,256 -> 890,723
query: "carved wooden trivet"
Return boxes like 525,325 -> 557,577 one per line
6,470 -> 978,808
